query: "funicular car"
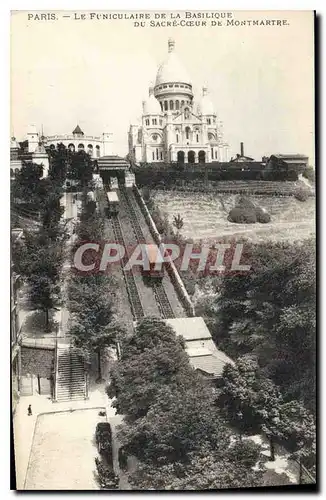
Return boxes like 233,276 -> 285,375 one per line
106,191 -> 119,216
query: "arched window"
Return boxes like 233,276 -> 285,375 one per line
196,134 -> 199,143
176,100 -> 180,110
185,127 -> 191,140
164,101 -> 168,111
181,100 -> 184,107
68,143 -> 75,152
188,151 -> 195,164
96,145 -> 100,158
170,100 -> 174,110
176,134 -> 179,143
160,102 -> 163,111
87,144 -> 93,156
78,143 -> 84,150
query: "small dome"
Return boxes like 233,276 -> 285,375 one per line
143,88 -> 162,115
155,39 -> 192,87
198,87 -> 216,116
10,137 -> 19,149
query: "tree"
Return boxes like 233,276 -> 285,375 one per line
68,274 -> 119,381
29,274 -> 60,327
108,320 -> 193,420
218,356 -> 283,459
109,343 -> 194,420
118,381 -> 230,464
13,231 -> 63,282
276,401 -> 316,482
68,150 -> 94,187
11,162 -> 43,205
211,238 -> 316,411
48,142 -> 68,184
119,317 -> 186,359
173,214 -> 184,234
129,446 -> 264,490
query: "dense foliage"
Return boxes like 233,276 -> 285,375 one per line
11,161 -> 67,326
109,317 -> 265,490
133,161 -> 300,189
208,238 -> 316,412
68,195 -> 120,379
228,197 -> 271,224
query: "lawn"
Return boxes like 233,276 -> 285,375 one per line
24,408 -> 107,490
153,191 -> 315,243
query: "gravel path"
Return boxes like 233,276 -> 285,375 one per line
24,409 -> 106,490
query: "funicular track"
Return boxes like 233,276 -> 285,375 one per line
118,185 -> 175,319
98,186 -> 144,322
110,215 -> 145,322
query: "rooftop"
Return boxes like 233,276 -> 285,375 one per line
165,316 -> 211,341
72,124 -> 84,135
165,317 -> 234,377
98,155 -> 130,170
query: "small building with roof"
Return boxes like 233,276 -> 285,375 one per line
165,317 -> 234,379
20,124 -> 113,159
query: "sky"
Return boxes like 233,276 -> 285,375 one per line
11,10 -> 315,163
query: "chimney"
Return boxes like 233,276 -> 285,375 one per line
240,142 -> 244,157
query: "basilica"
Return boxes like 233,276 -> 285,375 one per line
128,38 -> 229,165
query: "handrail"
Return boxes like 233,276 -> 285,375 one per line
53,333 -> 59,402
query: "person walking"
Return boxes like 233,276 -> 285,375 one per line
27,404 -> 32,416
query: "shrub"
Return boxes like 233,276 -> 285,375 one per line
95,457 -> 119,490
294,189 -> 309,202
303,167 -> 315,184
228,206 -> 257,224
256,207 -> 271,223
227,440 -> 261,468
228,197 -> 271,224
237,196 -> 257,210
96,422 -> 113,465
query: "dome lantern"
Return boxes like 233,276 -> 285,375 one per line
168,38 -> 175,53
198,86 -> 216,116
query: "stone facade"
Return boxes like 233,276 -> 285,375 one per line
129,39 -> 229,165
29,124 -> 113,159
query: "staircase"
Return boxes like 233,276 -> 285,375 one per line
55,345 -> 88,402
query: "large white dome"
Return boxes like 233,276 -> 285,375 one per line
198,87 -> 216,115
143,92 -> 162,115
155,39 -> 192,87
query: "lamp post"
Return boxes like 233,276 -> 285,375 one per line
237,410 -> 244,442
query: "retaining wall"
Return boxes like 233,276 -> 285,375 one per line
133,185 -> 195,317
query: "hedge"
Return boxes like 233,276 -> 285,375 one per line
294,188 -> 310,202
228,197 -> 271,224
96,422 -> 113,466
228,206 -> 257,224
